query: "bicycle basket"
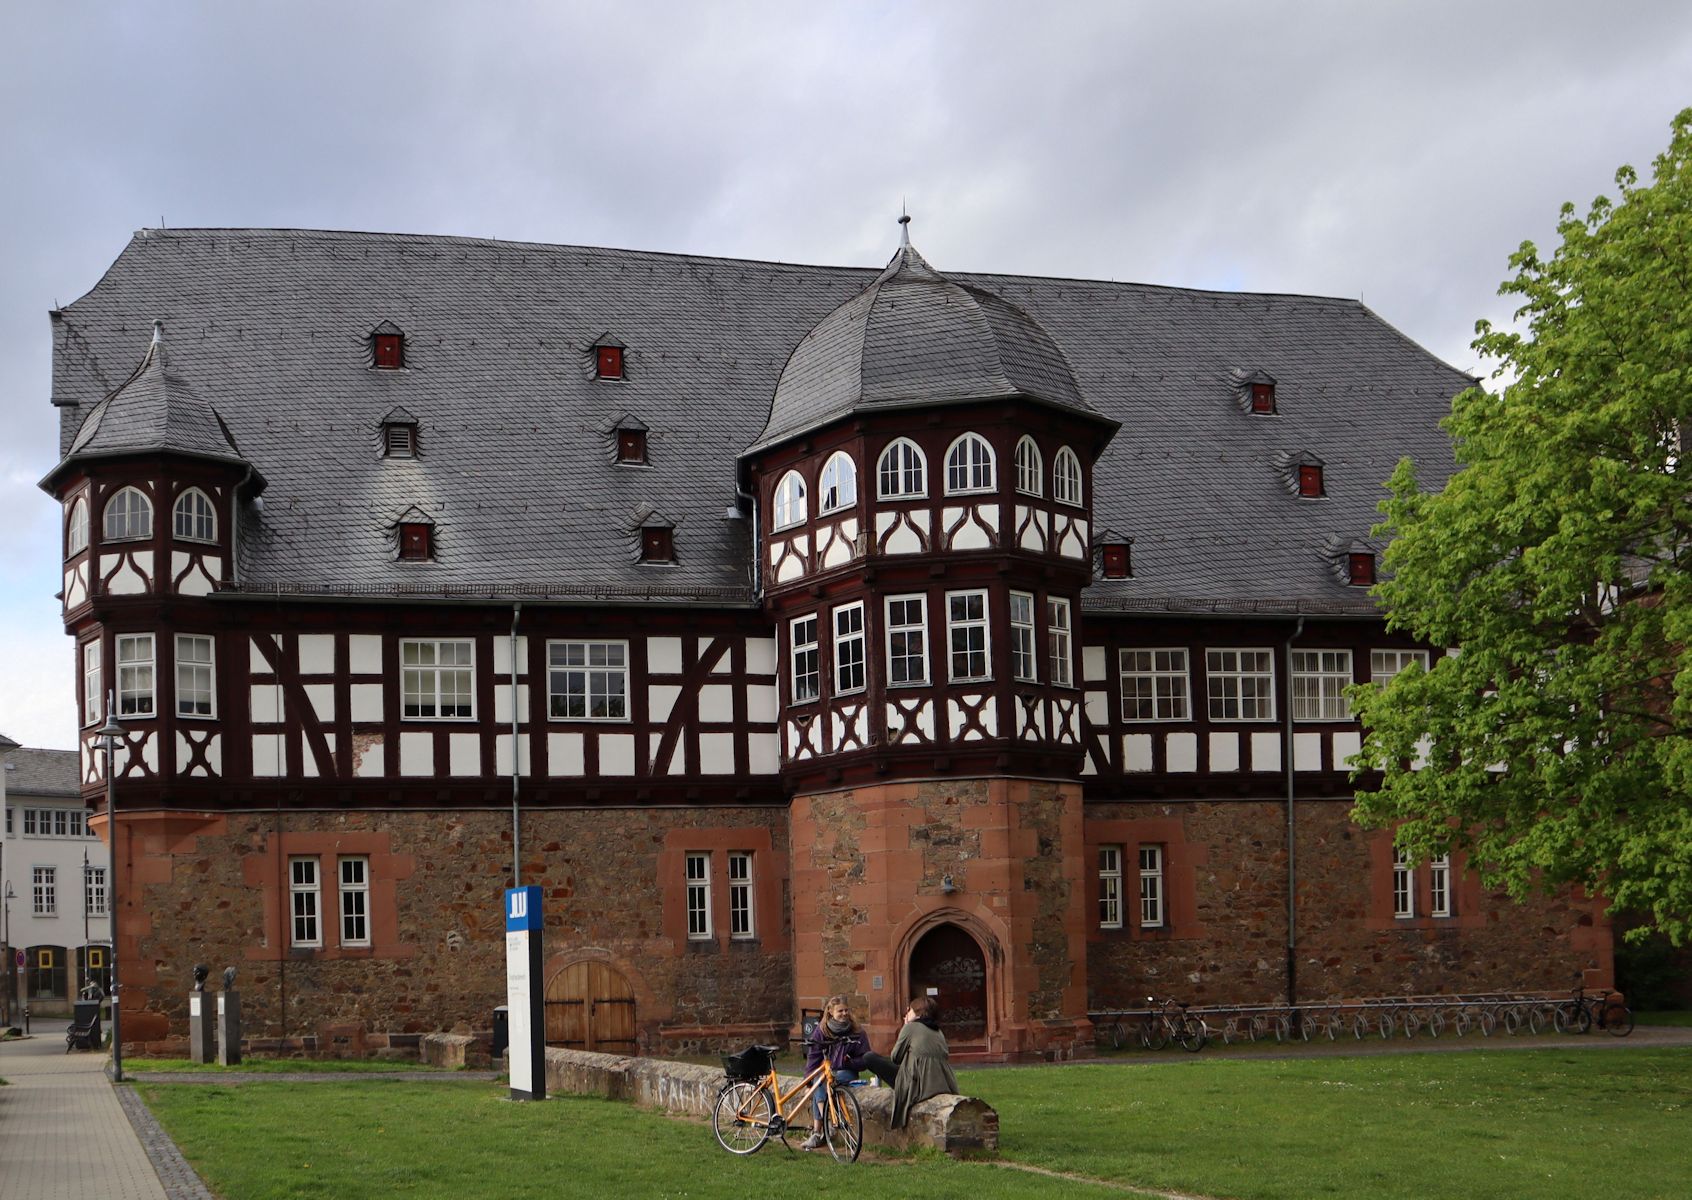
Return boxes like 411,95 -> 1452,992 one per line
721,1045 -> 773,1081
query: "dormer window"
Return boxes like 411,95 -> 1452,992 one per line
398,522 -> 432,561
641,526 -> 673,562
617,428 -> 646,463
370,322 -> 406,370
1102,542 -> 1132,579
385,425 -> 416,457
1348,552 -> 1376,586
1298,463 -> 1324,498
597,345 -> 624,380
1250,382 -> 1275,414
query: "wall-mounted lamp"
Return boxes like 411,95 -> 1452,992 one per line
940,874 -> 958,895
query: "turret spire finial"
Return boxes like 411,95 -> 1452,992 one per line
151,319 -> 164,346
898,201 -> 911,248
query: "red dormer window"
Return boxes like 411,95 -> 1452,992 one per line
1250,382 -> 1275,414
399,523 -> 432,561
1348,552 -> 1376,587
1101,543 -> 1132,579
1298,463 -> 1324,498
617,429 -> 647,463
374,333 -> 404,370
641,527 -> 673,563
597,346 -> 624,380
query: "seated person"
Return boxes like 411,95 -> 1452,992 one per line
889,994 -> 960,1129
800,994 -> 892,1149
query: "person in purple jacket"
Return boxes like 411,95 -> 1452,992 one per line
800,994 -> 895,1150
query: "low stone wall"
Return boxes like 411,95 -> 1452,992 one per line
421,1031 -> 492,1070
543,1048 -> 998,1155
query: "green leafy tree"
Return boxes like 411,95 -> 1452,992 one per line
1352,109 -> 1692,943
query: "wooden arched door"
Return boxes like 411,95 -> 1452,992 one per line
907,923 -> 988,1043
544,961 -> 638,1053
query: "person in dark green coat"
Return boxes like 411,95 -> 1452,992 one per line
888,995 -> 960,1129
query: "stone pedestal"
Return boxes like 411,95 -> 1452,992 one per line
188,992 -> 215,1063
216,990 -> 242,1065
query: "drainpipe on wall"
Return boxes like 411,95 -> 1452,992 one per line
510,603 -> 522,890
1283,615 -> 1305,1013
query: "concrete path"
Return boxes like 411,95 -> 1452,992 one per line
0,1036 -> 168,1200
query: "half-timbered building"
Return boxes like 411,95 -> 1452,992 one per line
41,222 -> 1610,1059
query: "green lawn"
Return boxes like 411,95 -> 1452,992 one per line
126,1055 -> 448,1074
137,1048 -> 1692,1200
1635,1010 -> 1692,1027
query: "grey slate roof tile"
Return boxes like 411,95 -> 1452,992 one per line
3,748 -> 80,798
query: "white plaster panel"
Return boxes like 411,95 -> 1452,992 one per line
746,638 -> 777,676
1122,733 -> 1154,773
885,521 -> 923,555
599,733 -> 635,775
710,640 -> 734,674
819,528 -> 851,570
700,732 -> 735,774
699,684 -> 734,722
549,731 -> 585,776
1251,731 -> 1282,772
205,732 -> 222,775
108,557 -> 146,595
875,512 -> 895,537
649,733 -> 666,771
349,635 -> 383,675
747,731 -> 779,775
298,634 -> 335,675
133,549 -> 154,582
303,733 -> 334,779
252,735 -> 283,778
171,550 -> 189,584
978,702 -> 997,739
352,734 -> 384,779
175,731 -> 196,776
1166,731 -> 1198,772
400,731 -> 434,776
494,734 -> 532,776
250,685 -> 281,724
304,683 -> 335,723
1082,750 -> 1097,776
648,637 -> 683,675
493,683 -> 531,725
1208,732 -> 1240,772
1082,646 -> 1107,683
648,685 -> 681,724
350,684 -> 383,724
947,699 -> 966,740
250,637 -> 276,673
1083,689 -> 1109,727
178,558 -> 217,597
746,684 -> 778,724
492,635 -> 530,676
449,732 -> 480,776
1294,732 -> 1323,772
776,554 -> 804,583
1332,731 -> 1363,770
64,566 -> 86,610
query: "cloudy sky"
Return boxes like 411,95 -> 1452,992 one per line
2,1 -> 1689,751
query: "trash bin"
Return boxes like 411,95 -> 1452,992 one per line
491,1006 -> 509,1059
73,1000 -> 102,1048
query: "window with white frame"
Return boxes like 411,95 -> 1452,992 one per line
772,470 -> 807,530
728,852 -> 754,939
1370,648 -> 1430,685
1429,855 -> 1451,918
340,857 -> 370,946
1098,846 -> 1123,929
685,851 -> 712,939
548,640 -> 628,720
876,438 -> 926,499
172,488 -> 217,542
1048,597 -> 1073,687
82,639 -> 102,727
948,590 -> 990,681
885,595 -> 928,686
33,865 -> 56,915
86,866 -> 108,917
1014,436 -> 1043,496
818,451 -> 857,514
103,486 -> 152,541
1206,648 -> 1275,721
1009,591 -> 1037,682
1139,844 -> 1166,928
116,633 -> 155,717
1120,648 -> 1190,721
176,634 -> 215,717
944,433 -> 996,494
1053,447 -> 1083,506
1392,849 -> 1414,919
401,639 -> 474,719
66,495 -> 89,557
290,857 -> 322,947
1290,649 -> 1353,721
833,602 -> 866,694
790,615 -> 820,702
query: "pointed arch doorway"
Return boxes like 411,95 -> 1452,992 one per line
544,961 -> 637,1053
907,922 -> 988,1043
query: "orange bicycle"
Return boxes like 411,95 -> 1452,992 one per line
711,1043 -> 863,1162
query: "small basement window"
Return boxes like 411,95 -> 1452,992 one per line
641,527 -> 673,563
1348,552 -> 1376,586
1297,463 -> 1324,498
399,523 -> 433,561
1250,382 -> 1275,414
597,345 -> 624,380
617,428 -> 647,463
385,424 -> 416,457
373,333 -> 404,370
1102,543 -> 1132,579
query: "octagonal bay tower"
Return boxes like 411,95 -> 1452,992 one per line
741,224 -> 1119,1058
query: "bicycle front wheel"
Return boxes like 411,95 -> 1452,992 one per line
711,1081 -> 773,1155
1603,1002 -> 1635,1037
1140,1018 -> 1171,1051
823,1085 -> 863,1163
1177,1018 -> 1208,1052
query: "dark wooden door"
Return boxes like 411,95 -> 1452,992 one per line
908,924 -> 988,1042
545,962 -> 637,1053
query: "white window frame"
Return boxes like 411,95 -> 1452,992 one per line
1139,844 -> 1165,929
1014,436 -> 1043,497
943,433 -> 996,495
172,487 -> 217,542
884,594 -> 929,686
832,602 -> 866,695
818,451 -> 858,515
86,866 -> 108,917
790,614 -> 820,703
1053,446 -> 1084,506
1392,848 -> 1414,919
400,639 -> 475,720
547,640 -> 630,721
103,486 -> 153,541
116,633 -> 155,717
876,438 -> 927,500
1098,846 -> 1123,929
290,856 -> 322,947
727,851 -> 754,940
947,589 -> 991,682
33,865 -> 56,915
1370,648 -> 1430,685
1291,649 -> 1354,722
82,639 -> 102,727
685,851 -> 712,940
176,634 -> 216,718
1119,648 -> 1190,722
1429,855 -> 1451,918
1009,591 -> 1038,683
1048,596 -> 1073,687
1205,648 -> 1275,722
66,495 -> 89,557
772,470 -> 807,530
339,856 -> 371,947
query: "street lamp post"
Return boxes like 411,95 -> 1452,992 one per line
94,705 -> 126,1082
2,881 -> 14,1028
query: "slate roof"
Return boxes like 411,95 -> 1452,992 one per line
47,227 -> 1470,613
2,748 -> 80,799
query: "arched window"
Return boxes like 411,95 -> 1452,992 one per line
876,438 -> 926,499
103,487 -> 152,541
772,470 -> 807,531
1053,447 -> 1083,506
944,433 -> 996,495
1014,437 -> 1043,497
173,488 -> 217,542
818,451 -> 858,515
65,496 -> 88,558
